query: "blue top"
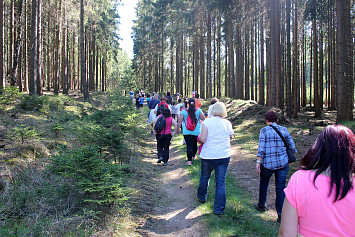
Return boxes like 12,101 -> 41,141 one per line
139,97 -> 145,104
257,123 -> 297,170
129,91 -> 134,96
181,108 -> 202,136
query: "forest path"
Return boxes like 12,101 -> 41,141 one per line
136,136 -> 207,237
228,143 -> 279,220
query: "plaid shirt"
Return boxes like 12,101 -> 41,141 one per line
257,123 -> 297,170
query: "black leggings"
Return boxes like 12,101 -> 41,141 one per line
156,134 -> 172,163
184,135 -> 198,161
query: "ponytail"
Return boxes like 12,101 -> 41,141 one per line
188,98 -> 197,124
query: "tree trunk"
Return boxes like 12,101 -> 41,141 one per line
80,0 -> 89,100
0,0 -> 4,88
336,0 -> 353,122
259,14 -> 265,105
11,0 -> 23,89
36,0 -> 42,95
29,0 -> 38,94
313,20 -> 321,118
285,0 -> 292,116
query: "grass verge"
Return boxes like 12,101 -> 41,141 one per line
173,135 -> 280,237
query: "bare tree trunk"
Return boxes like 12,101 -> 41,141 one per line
336,0 -> 353,122
0,0 -> 4,88
11,0 -> 23,89
259,14 -> 265,105
313,20 -> 321,118
29,0 -> 38,94
36,0 -> 42,95
80,0 -> 89,100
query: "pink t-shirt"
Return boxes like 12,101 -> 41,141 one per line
159,116 -> 172,135
285,170 -> 355,237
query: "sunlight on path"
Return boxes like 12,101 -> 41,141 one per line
138,137 -> 206,237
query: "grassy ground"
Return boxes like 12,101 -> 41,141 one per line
173,134 -> 280,237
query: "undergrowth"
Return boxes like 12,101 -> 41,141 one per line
0,90 -> 146,236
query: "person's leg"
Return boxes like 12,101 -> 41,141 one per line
257,164 -> 274,209
213,157 -> 230,214
184,135 -> 194,161
275,164 -> 289,219
162,134 -> 172,163
197,159 -> 214,202
192,135 -> 198,159
156,134 -> 163,162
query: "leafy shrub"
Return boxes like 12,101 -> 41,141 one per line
49,145 -> 128,206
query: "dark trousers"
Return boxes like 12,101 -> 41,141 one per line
156,134 -> 172,163
184,135 -> 198,161
258,164 -> 289,219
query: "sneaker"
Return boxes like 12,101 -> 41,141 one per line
198,199 -> 206,204
157,157 -> 163,163
214,212 -> 224,218
254,203 -> 266,212
186,161 -> 192,166
163,163 -> 168,166
192,156 -> 196,160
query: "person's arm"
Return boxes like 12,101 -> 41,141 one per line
176,114 -> 184,135
256,130 -> 266,173
152,116 -> 158,134
199,110 -> 206,122
199,123 -> 208,143
171,118 -> 178,136
279,198 -> 298,237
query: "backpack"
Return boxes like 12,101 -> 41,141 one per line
185,109 -> 197,131
156,103 -> 167,116
154,115 -> 166,134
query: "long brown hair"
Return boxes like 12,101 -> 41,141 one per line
300,125 -> 355,201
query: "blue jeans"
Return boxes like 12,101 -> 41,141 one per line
197,158 -> 230,214
258,164 -> 289,218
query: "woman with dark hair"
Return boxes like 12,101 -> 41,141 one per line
279,125 -> 355,236
177,98 -> 205,166
255,111 -> 296,223
153,108 -> 177,166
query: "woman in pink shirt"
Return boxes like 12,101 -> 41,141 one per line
279,125 -> 355,237
153,108 -> 177,166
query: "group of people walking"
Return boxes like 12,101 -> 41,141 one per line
129,89 -> 355,236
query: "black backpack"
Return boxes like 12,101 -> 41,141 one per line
156,104 -> 166,116
154,115 -> 166,134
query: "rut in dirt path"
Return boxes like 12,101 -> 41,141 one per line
137,140 -> 207,237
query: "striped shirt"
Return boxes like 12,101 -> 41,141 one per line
257,123 -> 297,170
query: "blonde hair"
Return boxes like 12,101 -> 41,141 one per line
211,102 -> 227,118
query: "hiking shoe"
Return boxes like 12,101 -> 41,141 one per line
198,199 -> 206,204
214,213 -> 224,218
254,203 -> 266,212
157,157 -> 163,163
186,161 -> 192,166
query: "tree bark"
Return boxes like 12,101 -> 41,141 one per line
80,0 -> 89,100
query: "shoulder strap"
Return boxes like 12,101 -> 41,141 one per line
269,124 -> 290,149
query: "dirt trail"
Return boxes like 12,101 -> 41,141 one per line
136,139 -> 207,237
228,144 -> 279,220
